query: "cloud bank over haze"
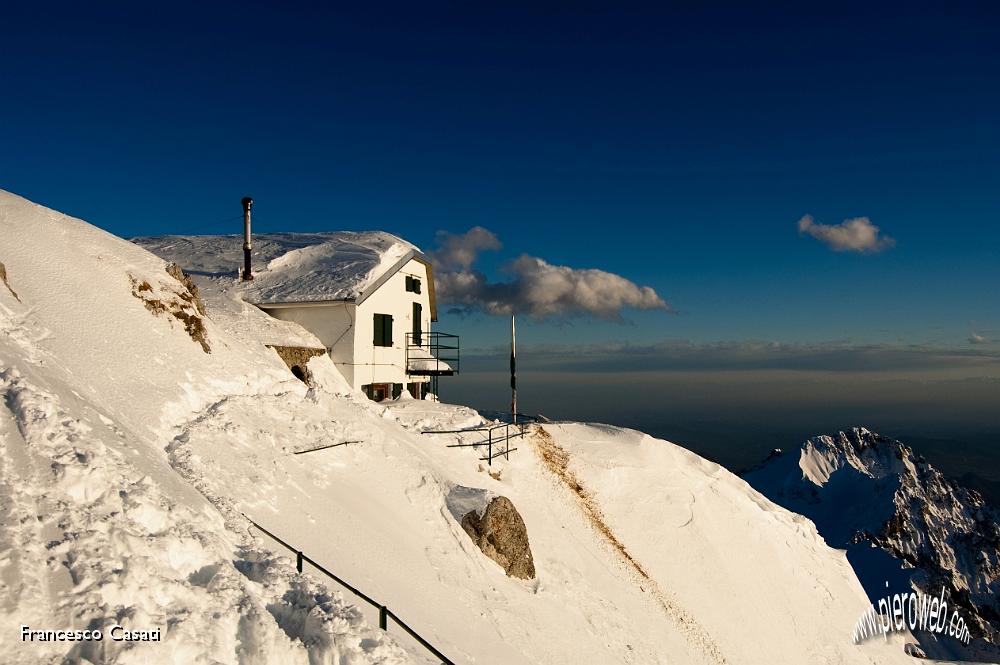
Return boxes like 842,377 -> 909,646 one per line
432,227 -> 669,319
798,214 -> 895,253
458,339 -> 1000,374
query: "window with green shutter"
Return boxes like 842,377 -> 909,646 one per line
412,302 -> 422,346
374,313 -> 393,346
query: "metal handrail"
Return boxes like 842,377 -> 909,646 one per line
424,421 -> 531,466
242,513 -> 454,664
293,440 -> 360,455
470,411 -> 541,425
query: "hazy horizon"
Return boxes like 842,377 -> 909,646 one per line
447,343 -> 1000,504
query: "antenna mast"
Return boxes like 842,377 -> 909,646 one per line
510,314 -> 517,424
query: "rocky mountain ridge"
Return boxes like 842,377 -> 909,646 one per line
744,427 -> 1000,661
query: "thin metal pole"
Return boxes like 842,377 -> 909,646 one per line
241,196 -> 254,281
510,314 -> 517,424
379,605 -> 388,630
488,430 -> 493,466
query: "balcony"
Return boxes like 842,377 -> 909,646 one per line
405,332 -> 459,376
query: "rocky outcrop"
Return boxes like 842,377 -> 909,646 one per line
0,261 -> 20,301
461,496 -> 535,580
166,262 -> 206,315
129,265 -> 211,353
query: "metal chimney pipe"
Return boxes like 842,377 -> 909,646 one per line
241,196 -> 253,281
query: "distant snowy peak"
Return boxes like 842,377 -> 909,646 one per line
134,231 -> 420,304
799,427 -> 907,486
745,426 -> 1000,659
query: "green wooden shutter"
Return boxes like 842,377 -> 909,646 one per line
413,302 -> 422,345
374,314 -> 393,346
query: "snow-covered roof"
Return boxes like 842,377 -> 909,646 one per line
133,232 -> 434,312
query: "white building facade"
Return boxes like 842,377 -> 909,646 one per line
135,231 -> 457,401
261,255 -> 455,399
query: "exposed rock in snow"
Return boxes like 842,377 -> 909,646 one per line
744,427 -> 1000,662
128,268 -> 211,353
165,261 -> 206,315
460,496 -> 536,580
0,262 -> 19,302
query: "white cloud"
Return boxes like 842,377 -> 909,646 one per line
797,214 -> 895,253
431,227 -> 501,271
432,228 -> 669,319
969,333 -> 987,345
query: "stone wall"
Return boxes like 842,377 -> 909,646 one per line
267,345 -> 327,384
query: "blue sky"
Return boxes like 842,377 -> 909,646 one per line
3,3 -> 999,467
3,3 -> 997,350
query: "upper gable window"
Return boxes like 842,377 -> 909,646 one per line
405,276 -> 421,294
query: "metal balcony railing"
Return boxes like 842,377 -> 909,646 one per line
405,332 -> 459,376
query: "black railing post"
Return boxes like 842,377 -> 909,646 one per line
488,429 -> 493,466
379,605 -> 388,630
296,551 -> 303,573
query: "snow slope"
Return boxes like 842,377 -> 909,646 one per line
0,191 -> 415,664
1,189 -> 919,663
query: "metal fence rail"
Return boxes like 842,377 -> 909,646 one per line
472,411 -> 541,425
423,420 -> 533,465
242,513 -> 455,665
292,440 -> 360,455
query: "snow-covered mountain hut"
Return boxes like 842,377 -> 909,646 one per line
135,231 -> 458,400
